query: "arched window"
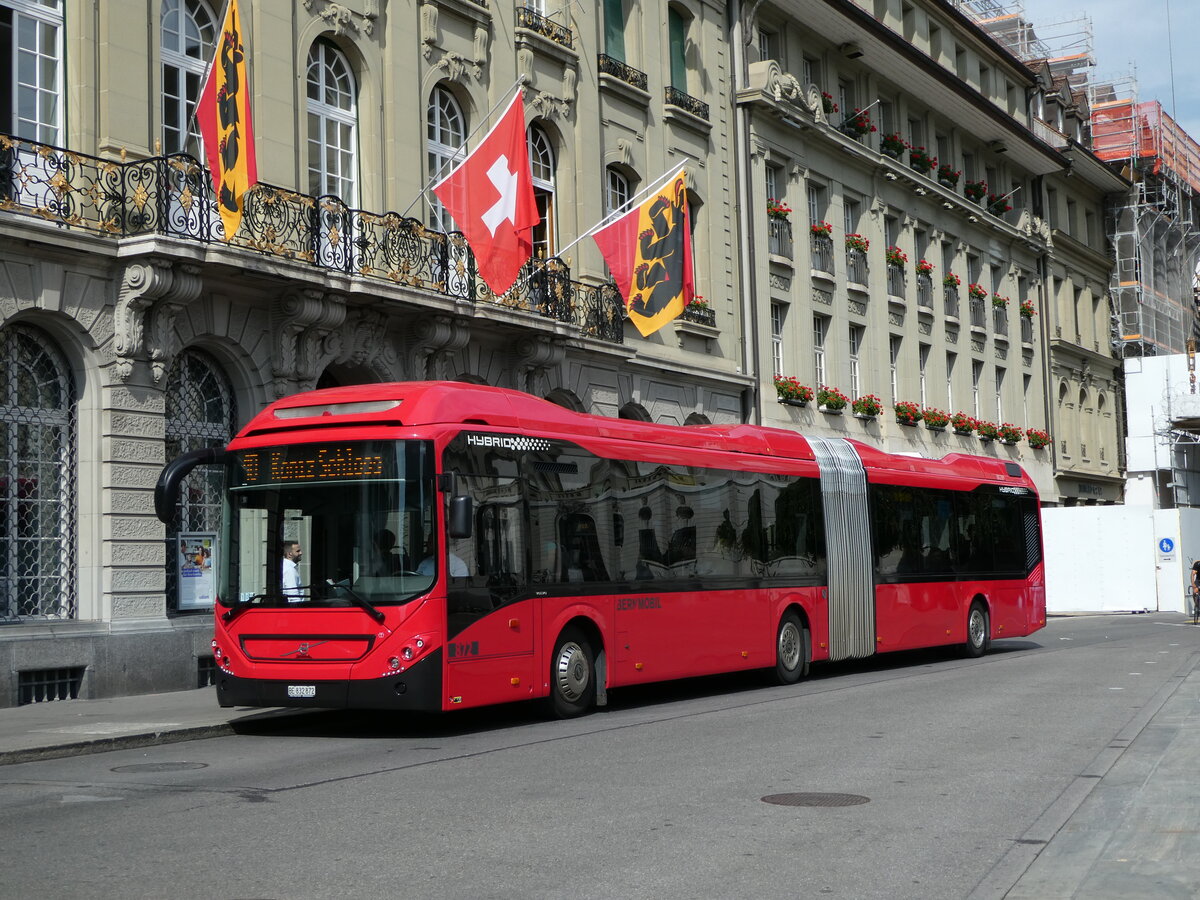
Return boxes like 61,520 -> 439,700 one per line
0,324 -> 76,621
164,350 -> 236,612
606,166 -> 631,217
306,39 -> 358,203
3,0 -> 63,143
426,85 -> 465,233
529,124 -> 556,258
161,0 -> 216,156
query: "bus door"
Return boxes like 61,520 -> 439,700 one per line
441,458 -> 537,709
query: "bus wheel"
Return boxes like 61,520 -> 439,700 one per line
549,627 -> 595,718
964,602 -> 990,658
774,612 -> 810,685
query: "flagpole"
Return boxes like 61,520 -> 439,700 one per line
400,79 -> 527,219
553,161 -> 691,261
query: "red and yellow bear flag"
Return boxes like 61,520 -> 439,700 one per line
196,0 -> 257,239
592,166 -> 695,337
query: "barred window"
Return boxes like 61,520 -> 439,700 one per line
0,323 -> 76,621
164,349 -> 236,612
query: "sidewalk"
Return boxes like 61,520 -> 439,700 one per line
0,686 -> 311,765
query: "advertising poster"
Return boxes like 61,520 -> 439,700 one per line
177,532 -> 217,610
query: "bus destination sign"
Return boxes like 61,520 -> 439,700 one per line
237,445 -> 389,485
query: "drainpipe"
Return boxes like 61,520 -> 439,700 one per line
1034,174 -> 1059,501
730,0 -> 762,425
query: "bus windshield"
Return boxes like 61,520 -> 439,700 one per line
221,440 -> 436,610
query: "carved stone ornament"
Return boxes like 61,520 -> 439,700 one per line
408,313 -> 471,381
529,90 -> 571,121
114,258 -> 203,382
272,288 -> 348,396
304,0 -> 377,36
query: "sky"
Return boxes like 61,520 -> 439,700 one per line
1016,0 -> 1200,140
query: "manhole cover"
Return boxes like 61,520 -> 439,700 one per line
110,762 -> 208,773
761,792 -> 870,807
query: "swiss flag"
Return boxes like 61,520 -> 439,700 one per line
432,92 -> 541,295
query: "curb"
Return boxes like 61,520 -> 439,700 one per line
0,723 -> 237,767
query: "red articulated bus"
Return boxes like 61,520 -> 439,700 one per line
155,381 -> 1045,717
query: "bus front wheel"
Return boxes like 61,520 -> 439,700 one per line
964,602 -> 990,658
774,612 -> 810,685
549,627 -> 596,718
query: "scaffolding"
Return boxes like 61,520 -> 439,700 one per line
1092,93 -> 1200,357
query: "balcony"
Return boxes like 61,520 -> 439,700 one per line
993,307 -> 1009,338
664,86 -> 710,121
679,302 -> 716,327
970,298 -> 987,329
916,274 -> 934,311
597,54 -> 648,91
810,234 -> 834,275
1020,315 -> 1035,344
515,7 -> 573,48
846,248 -> 868,286
768,218 -> 793,259
943,287 -> 960,321
886,263 -> 905,299
0,132 -> 625,344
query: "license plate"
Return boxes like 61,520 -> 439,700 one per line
287,684 -> 316,698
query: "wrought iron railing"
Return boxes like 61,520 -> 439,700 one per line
516,7 -> 573,48
993,306 -> 1009,336
886,264 -> 905,298
680,303 -> 716,327
916,274 -> 934,309
944,286 -> 960,319
665,86 -> 710,121
768,218 -> 793,259
970,298 -> 987,328
810,234 -> 834,274
597,54 -> 648,91
1020,315 -> 1034,343
846,248 -> 868,285
0,133 -> 625,343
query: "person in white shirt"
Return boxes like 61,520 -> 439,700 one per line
417,535 -> 468,577
282,541 -> 304,601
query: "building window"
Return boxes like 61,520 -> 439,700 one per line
603,0 -> 625,61
771,302 -> 785,377
161,0 -> 216,157
807,184 -> 826,226
890,335 -> 902,403
972,360 -> 983,417
918,343 -> 930,406
843,196 -> 860,237
427,85 -> 465,233
1,0 -> 64,143
306,39 -> 358,203
766,165 -> 780,210
668,5 -> 688,92
0,323 -> 76,621
164,349 -> 236,613
946,351 -> 956,411
802,55 -> 819,88
606,167 -> 631,217
995,367 -> 1005,421
758,26 -> 780,64
813,315 -> 828,386
849,325 -> 863,398
528,124 -> 556,259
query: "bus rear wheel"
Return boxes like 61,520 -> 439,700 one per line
964,602 -> 990,658
549,627 -> 595,718
774,612 -> 810,685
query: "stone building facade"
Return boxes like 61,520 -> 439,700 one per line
0,0 -> 1123,705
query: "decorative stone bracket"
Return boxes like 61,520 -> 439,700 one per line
408,313 -> 471,381
271,287 -> 347,396
114,258 -> 202,383
511,334 -> 566,394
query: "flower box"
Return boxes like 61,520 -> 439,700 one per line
810,221 -> 833,238
767,198 -> 792,220
950,412 -> 977,435
964,180 -> 988,203
937,164 -> 961,187
894,400 -> 922,426
908,146 -> 936,174
845,234 -> 870,253
817,385 -> 849,412
880,132 -> 906,159
885,246 -> 908,268
851,394 -> 883,417
922,407 -> 951,429
1019,299 -> 1036,319
942,274 -> 961,288
976,421 -> 1000,441
1027,428 -> 1051,449
991,294 -> 1009,310
967,283 -> 988,302
774,375 -> 813,405
840,109 -> 876,138
998,423 -> 1024,444
915,259 -> 935,276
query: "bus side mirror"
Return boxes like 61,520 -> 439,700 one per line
154,447 -> 230,523
448,495 -> 473,539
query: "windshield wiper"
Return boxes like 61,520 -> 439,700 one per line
327,579 -> 387,625
221,592 -> 270,624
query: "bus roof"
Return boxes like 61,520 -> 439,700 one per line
242,381 -> 1032,487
